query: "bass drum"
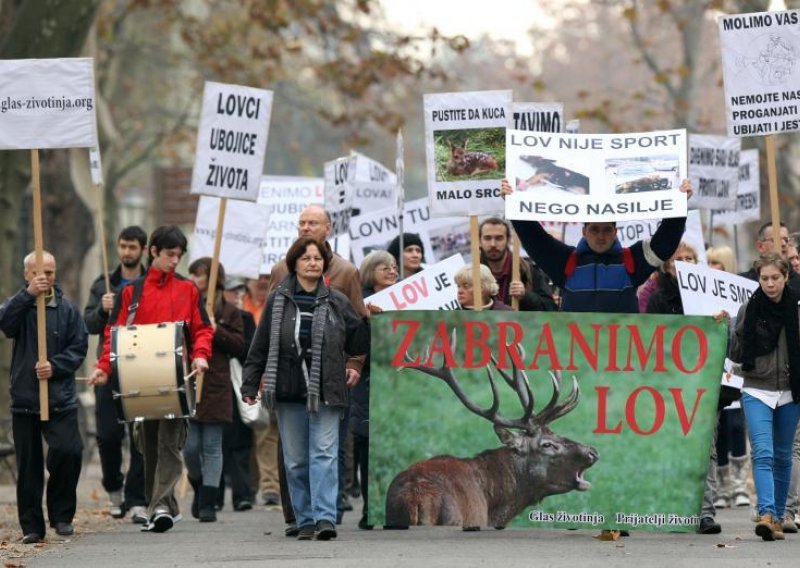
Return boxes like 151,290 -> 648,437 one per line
110,321 -> 195,422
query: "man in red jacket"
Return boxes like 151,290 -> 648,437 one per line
89,226 -> 213,533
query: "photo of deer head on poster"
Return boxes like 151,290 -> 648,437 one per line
368,310 -> 727,532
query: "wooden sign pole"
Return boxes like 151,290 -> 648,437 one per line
198,197 -> 227,403
511,228 -> 521,311
96,182 -> 111,294
31,149 -> 49,422
470,216 -> 482,311
764,135 -> 782,252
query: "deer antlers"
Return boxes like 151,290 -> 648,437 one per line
402,328 -> 580,432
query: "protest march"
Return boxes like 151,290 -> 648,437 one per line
4,4 -> 800,565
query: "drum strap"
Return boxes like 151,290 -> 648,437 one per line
126,278 -> 146,326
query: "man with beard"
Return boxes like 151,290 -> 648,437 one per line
84,226 -> 148,523
478,217 -> 557,311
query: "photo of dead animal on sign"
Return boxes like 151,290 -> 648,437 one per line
368,310 -> 727,532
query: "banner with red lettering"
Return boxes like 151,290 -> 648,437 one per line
368,311 -> 726,531
363,254 -> 464,311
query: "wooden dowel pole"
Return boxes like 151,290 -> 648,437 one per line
511,228 -> 521,311
31,149 -> 49,422
765,135 -> 782,252
470,216 -> 482,310
96,183 -> 111,294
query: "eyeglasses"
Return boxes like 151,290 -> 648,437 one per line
377,265 -> 398,274
298,220 -> 323,228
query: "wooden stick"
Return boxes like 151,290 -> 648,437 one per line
205,197 -> 227,322
511,228 -> 521,311
765,135 -> 782,251
31,149 -> 49,422
195,371 -> 204,405
96,183 -> 111,294
470,216 -> 482,310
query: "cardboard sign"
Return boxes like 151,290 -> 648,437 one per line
350,151 -> 396,213
363,254 -> 465,311
369,311 -> 727,531
617,210 -> 707,264
324,155 -> 357,237
718,10 -> 800,137
191,196 -> 269,278
348,197 -> 467,267
688,134 -> 740,210
0,58 -> 97,149
190,81 -> 272,201
505,129 -> 688,222
712,149 -> 761,224
257,176 -> 324,273
512,102 -> 564,133
424,90 -> 513,216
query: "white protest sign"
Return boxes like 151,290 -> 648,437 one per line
324,155 -> 357,237
617,210 -> 707,264
512,102 -> 563,133
190,81 -> 272,201
363,254 -> 465,311
424,90 -> 512,216
191,196 -> 269,279
676,261 -> 757,316
89,146 -> 103,185
350,151 -> 396,213
688,134 -> 740,210
712,148 -> 761,225
505,129 -> 688,223
718,10 -> 800,137
258,176 -> 324,272
348,197 -> 466,266
0,58 -> 97,150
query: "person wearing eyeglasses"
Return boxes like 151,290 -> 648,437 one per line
739,221 -> 800,294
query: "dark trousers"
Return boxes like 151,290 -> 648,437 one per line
13,409 -> 83,536
220,393 -> 254,507
278,437 -> 295,523
353,433 -> 369,520
95,382 -> 145,507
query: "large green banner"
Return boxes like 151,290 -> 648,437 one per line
368,311 -> 727,532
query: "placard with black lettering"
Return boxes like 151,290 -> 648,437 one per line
324,155 -> 357,238
191,81 -> 273,201
718,9 -> 800,137
688,134 -> 740,210
424,90 -> 512,217
512,102 -> 563,133
712,149 -> 760,225
505,129 -> 688,222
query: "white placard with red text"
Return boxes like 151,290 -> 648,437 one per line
363,254 -> 465,311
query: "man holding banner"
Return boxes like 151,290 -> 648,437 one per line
0,251 -> 88,544
83,226 -> 148,523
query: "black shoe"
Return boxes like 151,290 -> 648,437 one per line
150,511 -> 174,533
315,520 -> 337,541
263,492 -> 280,506
358,515 -> 374,530
341,495 -> 353,511
297,525 -> 316,540
697,516 -> 721,534
22,533 -> 42,544
199,486 -> 218,522
53,522 -> 74,536
233,500 -> 253,512
284,523 -> 299,537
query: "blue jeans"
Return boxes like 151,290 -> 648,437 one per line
183,422 -> 225,487
275,402 -> 340,528
742,393 -> 800,518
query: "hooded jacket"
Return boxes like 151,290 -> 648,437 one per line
0,284 -> 88,414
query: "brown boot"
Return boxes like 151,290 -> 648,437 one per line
772,517 -> 785,540
755,513 -> 776,541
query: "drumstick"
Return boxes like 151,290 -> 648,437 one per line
184,369 -> 198,381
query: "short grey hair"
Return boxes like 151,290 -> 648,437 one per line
360,250 -> 397,289
454,264 -> 499,299
23,250 -> 55,270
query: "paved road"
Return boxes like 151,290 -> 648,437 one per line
25,503 -> 798,567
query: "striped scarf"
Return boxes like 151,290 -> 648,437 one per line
262,282 -> 330,413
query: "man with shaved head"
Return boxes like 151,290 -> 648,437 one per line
0,251 -> 88,544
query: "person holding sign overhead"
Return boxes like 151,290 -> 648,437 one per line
0,251 -> 88,544
89,226 -> 213,534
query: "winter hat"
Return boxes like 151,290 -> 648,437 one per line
387,233 -> 425,265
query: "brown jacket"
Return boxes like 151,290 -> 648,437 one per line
194,296 -> 246,423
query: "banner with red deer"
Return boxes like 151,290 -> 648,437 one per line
368,310 -> 727,532
424,90 -> 512,217
504,128 -> 688,223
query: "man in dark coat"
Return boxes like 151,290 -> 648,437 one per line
0,251 -> 88,544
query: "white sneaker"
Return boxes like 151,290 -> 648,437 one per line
108,490 -> 124,519
130,506 -> 148,525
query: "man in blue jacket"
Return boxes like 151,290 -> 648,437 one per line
0,251 -> 88,544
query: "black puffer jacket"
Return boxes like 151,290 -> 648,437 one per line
0,285 -> 88,414
242,274 -> 368,408
84,263 -> 146,357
